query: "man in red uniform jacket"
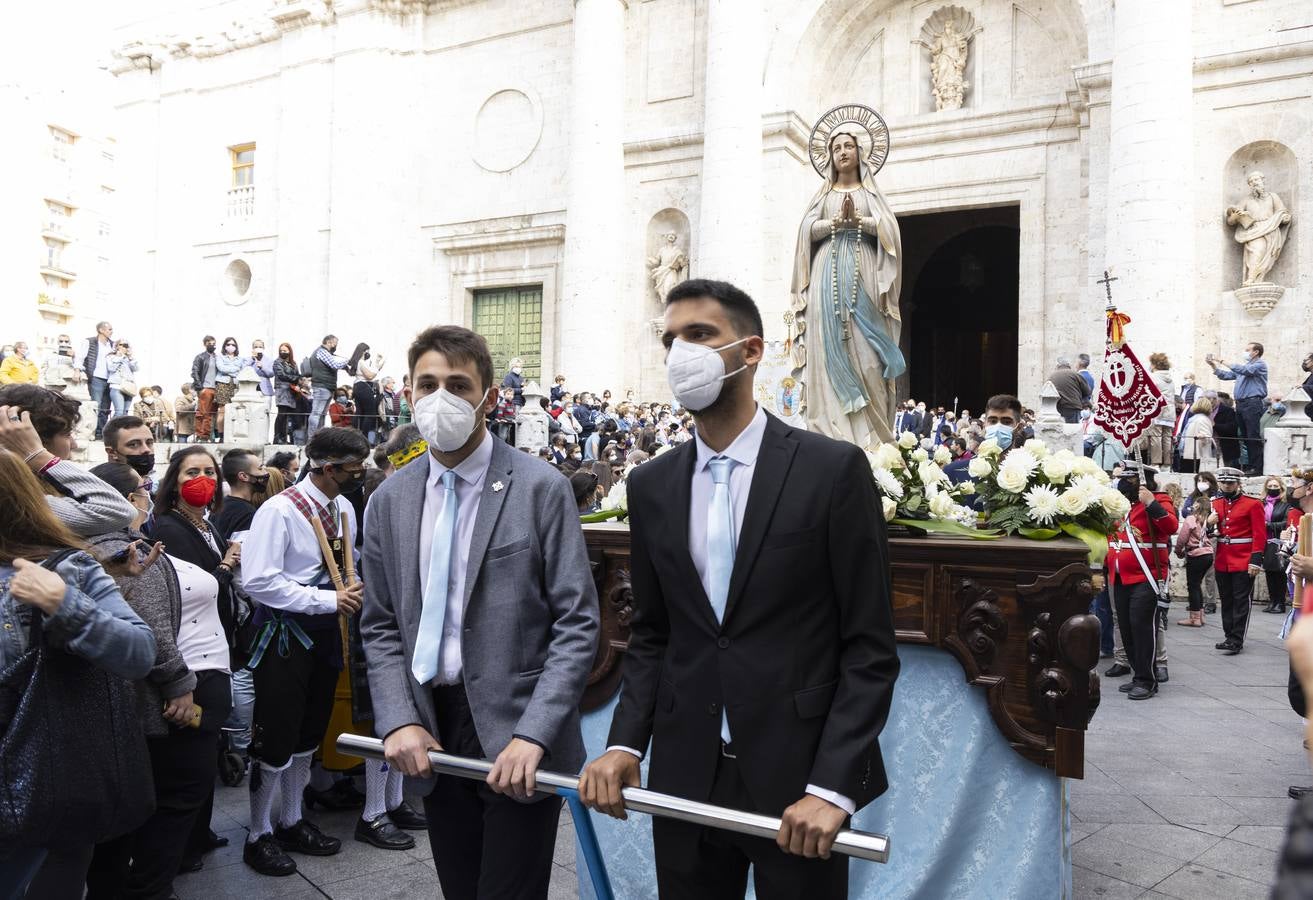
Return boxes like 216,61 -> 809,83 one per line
1210,466 -> 1266,655
1106,462 -> 1178,700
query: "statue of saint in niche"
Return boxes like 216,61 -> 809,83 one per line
1225,170 -> 1292,286
789,104 -> 905,448
646,232 -> 688,302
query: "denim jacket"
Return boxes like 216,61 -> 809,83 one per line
0,551 -> 156,681
215,353 -> 248,384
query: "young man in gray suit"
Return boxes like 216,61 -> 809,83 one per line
360,326 -> 599,899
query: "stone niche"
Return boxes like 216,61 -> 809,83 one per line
643,208 -> 691,321
1222,141 -> 1298,297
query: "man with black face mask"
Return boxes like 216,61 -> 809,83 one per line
238,427 -> 369,876
103,415 -> 158,491
1103,462 -> 1177,700
1209,467 -> 1266,655
214,448 -> 269,543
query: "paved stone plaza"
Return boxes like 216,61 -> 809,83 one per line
176,613 -> 1304,899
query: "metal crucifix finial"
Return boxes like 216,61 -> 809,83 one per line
1097,269 -> 1118,307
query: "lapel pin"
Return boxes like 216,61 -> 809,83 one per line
492,481 -> 504,493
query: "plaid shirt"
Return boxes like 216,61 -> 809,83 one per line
494,397 -> 517,423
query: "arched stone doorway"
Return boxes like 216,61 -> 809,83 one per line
898,208 -> 1020,412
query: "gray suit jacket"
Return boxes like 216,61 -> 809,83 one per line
361,435 -> 598,777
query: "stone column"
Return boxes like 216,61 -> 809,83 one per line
560,0 -> 627,391
696,0 -> 764,299
1103,0 -> 1194,369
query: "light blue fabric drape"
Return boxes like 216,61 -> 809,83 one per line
819,227 -> 907,415
577,644 -> 1069,899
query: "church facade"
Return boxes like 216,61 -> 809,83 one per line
108,0 -> 1310,410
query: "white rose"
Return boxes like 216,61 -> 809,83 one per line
978,438 -> 1003,458
1057,488 -> 1089,517
872,467 -> 904,499
898,431 -> 918,450
917,460 -> 946,486
929,491 -> 959,520
996,465 -> 1031,494
934,445 -> 952,466
872,443 -> 903,471
912,448 -> 929,463
1100,488 -> 1131,518
1041,456 -> 1072,484
882,496 -> 898,521
967,456 -> 992,479
1023,439 -> 1049,459
959,480 -> 976,495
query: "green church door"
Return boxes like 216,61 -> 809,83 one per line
472,286 -> 543,383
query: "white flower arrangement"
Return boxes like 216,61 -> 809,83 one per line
968,443 -> 1126,560
933,444 -> 953,466
867,437 -> 979,534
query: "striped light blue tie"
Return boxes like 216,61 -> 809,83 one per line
707,456 -> 736,744
412,470 -> 458,684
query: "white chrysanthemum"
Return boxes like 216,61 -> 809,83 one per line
978,438 -> 1003,458
871,443 -> 903,471
1025,484 -> 1062,524
1100,488 -> 1132,518
872,467 -> 904,499
882,496 -> 897,521
898,431 -> 918,449
934,444 -> 952,466
967,456 -> 992,479
599,480 -> 628,512
1057,488 -> 1090,517
1023,439 -> 1049,459
1070,474 -> 1106,498
996,464 -> 1031,494
929,490 -> 959,520
917,460 -> 947,486
1041,455 -> 1072,484
1002,448 -> 1039,474
911,448 -> 929,463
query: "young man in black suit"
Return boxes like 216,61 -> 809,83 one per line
580,279 -> 900,899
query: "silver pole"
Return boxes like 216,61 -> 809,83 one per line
336,733 -> 890,864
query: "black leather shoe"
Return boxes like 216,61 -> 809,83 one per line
1266,605 -> 1287,614
1155,666 -> 1169,683
386,803 -> 428,831
303,780 -> 365,811
274,819 -> 342,856
1215,640 -> 1234,650
1223,643 -> 1243,656
1128,684 -> 1157,700
202,829 -> 229,850
243,834 -> 297,876
355,814 -> 415,850
1104,663 -> 1131,677
1118,683 -> 1133,693
1204,603 -> 1217,614
1290,786 -> 1313,799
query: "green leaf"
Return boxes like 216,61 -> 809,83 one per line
1018,526 -> 1062,540
890,518 -> 1002,540
1061,522 -> 1110,565
579,508 -> 627,524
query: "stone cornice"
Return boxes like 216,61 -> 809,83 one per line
426,214 -> 566,255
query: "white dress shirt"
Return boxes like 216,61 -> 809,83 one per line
612,405 -> 854,814
241,477 -> 358,615
418,432 -> 493,685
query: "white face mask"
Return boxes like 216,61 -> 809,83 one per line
665,337 -> 748,411
414,388 -> 481,452
1196,481 -> 1210,494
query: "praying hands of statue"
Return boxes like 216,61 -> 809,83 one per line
841,193 -> 857,225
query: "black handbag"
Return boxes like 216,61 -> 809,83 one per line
0,550 -> 155,848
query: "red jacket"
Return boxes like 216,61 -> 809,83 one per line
1106,492 -> 1178,586
1211,494 -> 1265,573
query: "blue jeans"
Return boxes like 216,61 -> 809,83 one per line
109,385 -> 129,419
308,387 -> 332,439
88,376 -> 112,438
224,666 -> 255,752
1091,587 -> 1114,656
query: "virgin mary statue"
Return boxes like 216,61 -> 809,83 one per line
789,111 -> 905,448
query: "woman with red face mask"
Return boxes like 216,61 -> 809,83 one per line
143,446 -> 243,875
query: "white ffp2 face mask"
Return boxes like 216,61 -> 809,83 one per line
414,388 -> 482,452
665,337 -> 748,412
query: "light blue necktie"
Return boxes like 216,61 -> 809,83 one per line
707,456 -> 736,744
413,470 -> 458,684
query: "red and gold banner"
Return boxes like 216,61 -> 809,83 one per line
1092,309 -> 1165,449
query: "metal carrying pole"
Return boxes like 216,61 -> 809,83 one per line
336,734 -> 891,873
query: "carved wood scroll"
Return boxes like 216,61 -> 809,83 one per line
582,525 -> 1098,778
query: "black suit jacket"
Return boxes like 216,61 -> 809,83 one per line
608,413 -> 899,816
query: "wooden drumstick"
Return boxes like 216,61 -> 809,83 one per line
340,511 -> 356,585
